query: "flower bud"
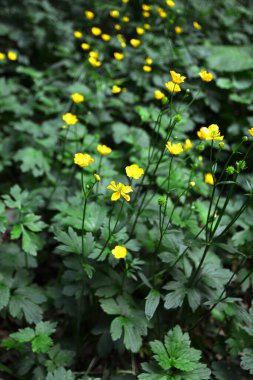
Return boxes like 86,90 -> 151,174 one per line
158,196 -> 166,206
197,144 -> 205,151
236,160 -> 246,172
162,96 -> 169,105
226,166 -> 235,175
219,142 -> 225,149
242,136 -> 248,142
174,114 -> 182,123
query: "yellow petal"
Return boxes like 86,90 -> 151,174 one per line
111,191 -> 121,201
122,193 -> 130,202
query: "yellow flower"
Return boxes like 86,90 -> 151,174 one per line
143,11 -> 150,17
143,65 -> 152,72
199,70 -> 213,82
94,173 -> 101,181
125,164 -> 144,180
145,57 -> 153,65
166,0 -> 175,6
175,26 -> 183,34
248,128 -> 253,137
74,31 -> 82,38
110,10 -> 120,18
170,70 -> 186,84
101,34 -> 111,41
91,27 -> 102,36
111,245 -> 127,259
81,43 -> 90,50
197,124 -> 224,141
165,81 -> 181,92
142,4 -> 152,11
0,52 -> 6,60
122,0 -> 129,2
107,181 -> 133,202
205,173 -> 214,185
130,39 -> 141,47
154,90 -> 165,100
89,51 -> 99,59
89,57 -> 102,67
166,141 -> 184,155
71,93 -> 85,103
144,23 -> 151,29
158,7 -> 167,17
115,24 -> 121,31
114,52 -> 124,60
7,51 -> 17,61
184,139 -> 193,150
97,144 -> 112,155
112,85 -> 122,94
122,16 -> 130,22
84,11 -> 95,19
74,153 -> 94,168
62,113 -> 78,125
136,27 -> 145,35
193,21 -> 202,30
190,181 -> 196,187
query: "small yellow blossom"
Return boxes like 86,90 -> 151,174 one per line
144,23 -> 151,30
154,90 -> 165,100
111,245 -> 127,259
84,11 -> 95,19
145,57 -> 153,65
143,65 -> 152,72
193,21 -> 202,30
97,144 -> 112,155
0,52 -> 6,60
248,128 -> 253,137
175,26 -> 183,34
184,139 -> 193,150
143,11 -> 150,17
71,93 -> 85,103
126,164 -> 144,180
74,153 -> 94,168
190,181 -> 196,187
122,16 -> 130,22
136,27 -> 145,35
197,124 -> 224,141
199,70 -> 213,82
115,24 -> 121,31
94,173 -> 101,181
122,0 -> 129,2
158,7 -> 167,18
81,43 -> 90,50
89,51 -> 99,59
91,27 -> 102,36
74,31 -> 82,39
101,34 -> 111,41
130,39 -> 141,47
205,173 -> 214,185
112,85 -> 122,94
166,141 -> 184,155
89,57 -> 102,67
107,181 -> 133,202
170,70 -> 186,84
114,52 -> 124,60
165,81 -> 181,92
166,0 -> 175,6
62,113 -> 78,125
142,4 -> 152,11
110,10 -> 120,18
7,51 -> 17,61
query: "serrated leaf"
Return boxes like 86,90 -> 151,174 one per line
145,289 -> 160,320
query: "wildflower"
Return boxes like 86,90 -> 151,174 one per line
122,0 -> 129,2
84,11 -> 95,19
0,52 -> 5,60
166,0 -> 175,6
101,34 -> 111,41
94,173 -> 101,181
62,113 -> 78,125
91,27 -> 102,36
107,181 -> 133,201
74,31 -> 82,38
170,70 -> 186,84
199,70 -> 213,82
219,142 -> 225,149
71,93 -> 85,103
248,128 -> 253,137
166,141 -> 184,155
74,153 -> 94,168
144,23 -> 151,29
115,24 -> 121,31
165,81 -> 181,92
136,27 -> 145,35
193,21 -> 202,30
89,51 -> 99,59
110,10 -> 120,18
143,65 -> 152,72
190,181 -> 196,187
97,144 -> 112,155
125,164 -> 144,179
197,124 -> 224,141
142,4 -> 152,11
154,90 -> 165,100
81,43 -> 90,50
145,57 -> 153,65
122,16 -> 130,22
205,173 -> 214,185
111,245 -> 127,259
158,7 -> 167,17
114,52 -> 124,60
112,85 -> 122,94
175,26 -> 183,34
7,51 -> 17,60
89,57 -> 102,67
130,39 -> 141,47
184,139 -> 193,150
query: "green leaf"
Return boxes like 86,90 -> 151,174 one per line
32,334 -> 53,353
241,348 -> 253,375
0,282 -> 10,310
10,327 -> 35,343
14,147 -> 50,177
46,367 -> 75,380
207,45 -> 253,72
145,289 -> 160,320
22,229 -> 39,256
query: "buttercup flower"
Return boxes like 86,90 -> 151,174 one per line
125,164 -> 144,179
130,39 -> 141,47
111,245 -> 127,259
165,81 -> 181,92
190,181 -> 196,187
154,90 -> 165,100
62,113 -> 78,125
91,27 -> 102,36
89,51 -> 99,59
136,27 -> 145,35
143,11 -> 150,17
81,43 -> 90,50
71,93 -> 85,103
193,21 -> 202,30
145,57 -> 153,65
175,26 -> 183,34
166,0 -> 175,6
74,31 -> 82,38
107,181 -> 133,201
144,23 -> 151,29
205,172 -> 214,185
112,85 -> 122,94
94,173 -> 101,181
97,144 -> 112,155
143,65 -> 152,72
184,139 -> 193,150
7,51 -> 17,60
122,0 -> 129,2
142,4 -> 152,11
74,153 -> 94,168
0,52 -> 6,60
197,124 -> 224,141
158,7 -> 167,17
101,34 -> 111,41
84,11 -> 95,19
110,10 -> 120,18
248,128 -> 253,137
166,141 -> 184,155
170,70 -> 186,84
114,52 -> 124,60
199,70 -> 213,82
89,57 -> 102,67
115,24 -> 121,31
